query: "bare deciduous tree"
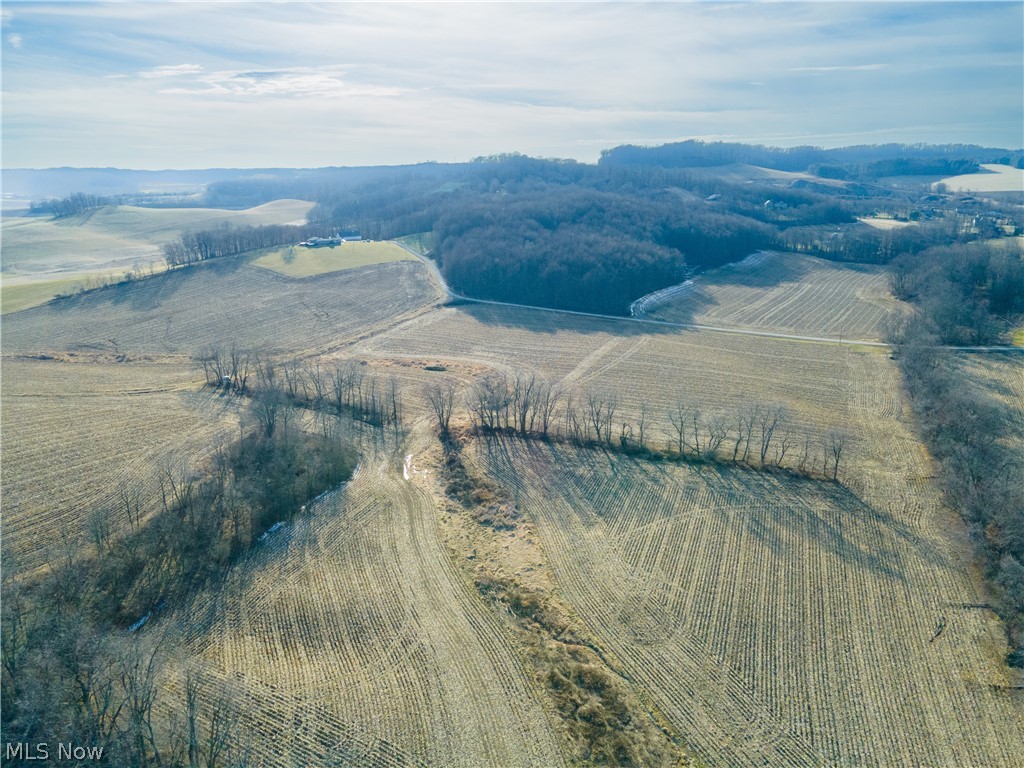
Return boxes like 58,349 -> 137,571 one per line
425,379 -> 458,436
536,380 -> 561,439
586,391 -> 617,445
758,404 -> 787,466
829,429 -> 847,481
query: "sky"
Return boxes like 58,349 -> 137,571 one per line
1,1 -> 1022,170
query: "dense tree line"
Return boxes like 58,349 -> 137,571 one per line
885,238 -> 1024,664
889,319 -> 1024,665
30,192 -> 118,218
150,143 -> 1020,319
302,148 -> 1016,315
194,346 -> 404,430
599,139 -> 1020,176
162,222 -> 329,267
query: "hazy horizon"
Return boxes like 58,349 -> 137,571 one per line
2,2 -> 1022,170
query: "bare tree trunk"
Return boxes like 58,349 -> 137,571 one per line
424,379 -> 458,436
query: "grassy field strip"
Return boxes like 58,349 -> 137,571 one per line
481,439 -> 1024,766
251,241 -> 416,278
1,260 -> 438,359
180,447 -> 566,767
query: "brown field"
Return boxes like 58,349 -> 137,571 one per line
0,357 -> 241,573
1,254 -> 440,573
3,233 -> 1022,765
1,259 -> 440,358
351,302 -> 892,457
476,438 -> 1024,766
639,251 -> 902,341
173,440 -> 568,768
1,199 -> 314,312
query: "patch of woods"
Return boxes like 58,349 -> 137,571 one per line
886,268 -> 1024,665
309,149 -> 1018,315
161,223 -> 332,268
888,241 -> 1024,346
1,373 -> 358,765
425,371 -> 848,482
96,142 -> 1019,317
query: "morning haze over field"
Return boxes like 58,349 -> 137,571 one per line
2,3 -> 1023,767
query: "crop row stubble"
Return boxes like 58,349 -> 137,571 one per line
478,438 -> 1024,767
180,449 -> 567,768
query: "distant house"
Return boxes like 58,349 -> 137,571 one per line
299,230 -> 362,248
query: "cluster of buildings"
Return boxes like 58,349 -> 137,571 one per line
299,231 -> 362,248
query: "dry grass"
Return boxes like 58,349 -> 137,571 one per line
251,241 -> 415,278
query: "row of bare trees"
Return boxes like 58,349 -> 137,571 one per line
162,223 -> 329,268
425,371 -> 848,479
193,347 -> 404,431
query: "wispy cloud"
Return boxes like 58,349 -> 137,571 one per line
155,66 -> 403,99
138,64 -> 204,79
7,32 -> 22,49
2,2 -> 1020,168
790,64 -> 886,73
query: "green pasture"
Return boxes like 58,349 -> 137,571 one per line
251,241 -> 416,277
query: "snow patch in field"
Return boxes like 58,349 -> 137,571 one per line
630,280 -> 696,317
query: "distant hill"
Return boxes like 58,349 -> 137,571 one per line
599,140 -> 1024,177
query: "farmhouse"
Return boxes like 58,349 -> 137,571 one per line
299,230 -> 362,248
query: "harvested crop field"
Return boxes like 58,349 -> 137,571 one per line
639,251 -> 901,341
1,199 -> 315,311
477,438 -> 1024,767
354,302 -> 887,451
176,445 -> 567,768
252,241 -> 415,277
1,200 -> 314,276
2,259 -> 440,358
0,357 -> 241,573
